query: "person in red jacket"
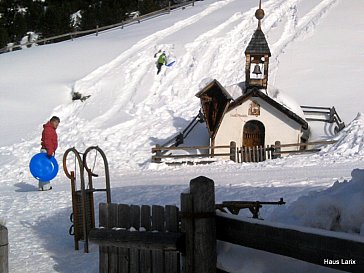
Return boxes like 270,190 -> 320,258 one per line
39,116 -> 60,191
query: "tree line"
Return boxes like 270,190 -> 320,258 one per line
0,0 -> 187,49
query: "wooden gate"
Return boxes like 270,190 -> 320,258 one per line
97,203 -> 180,273
239,145 -> 274,162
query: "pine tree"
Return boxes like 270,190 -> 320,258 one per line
0,0 -> 176,50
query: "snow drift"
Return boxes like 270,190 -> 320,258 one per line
271,168 -> 364,235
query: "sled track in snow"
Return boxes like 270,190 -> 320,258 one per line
0,0 -> 341,177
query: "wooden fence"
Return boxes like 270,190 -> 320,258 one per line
0,1 -> 196,54
89,176 -> 364,273
152,140 -> 337,164
0,225 -> 8,273
151,142 -> 237,163
91,203 -> 181,273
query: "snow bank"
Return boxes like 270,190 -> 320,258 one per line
270,168 -> 364,235
321,112 -> 364,157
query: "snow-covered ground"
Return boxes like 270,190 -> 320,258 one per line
0,0 -> 364,272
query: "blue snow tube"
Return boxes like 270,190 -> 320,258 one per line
29,153 -> 59,182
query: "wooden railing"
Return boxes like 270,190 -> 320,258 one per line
151,142 -> 237,163
272,140 -> 337,156
0,1 -> 196,54
152,140 -> 337,164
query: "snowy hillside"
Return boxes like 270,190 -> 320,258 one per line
0,0 -> 364,272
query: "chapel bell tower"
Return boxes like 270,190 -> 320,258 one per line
245,0 -> 271,90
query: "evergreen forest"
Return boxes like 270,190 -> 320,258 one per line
0,0 -> 188,48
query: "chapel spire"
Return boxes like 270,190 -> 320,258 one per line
244,0 -> 271,90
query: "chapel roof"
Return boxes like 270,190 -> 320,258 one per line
228,88 -> 308,129
244,28 -> 271,57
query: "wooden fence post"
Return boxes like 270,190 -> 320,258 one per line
229,141 -> 236,162
274,141 -> 281,159
181,176 -> 216,273
0,225 -> 8,273
154,144 -> 162,163
96,25 -> 99,36
99,203 -> 108,273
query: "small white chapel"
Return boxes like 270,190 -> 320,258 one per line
195,1 -> 310,154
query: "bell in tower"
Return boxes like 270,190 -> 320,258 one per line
252,63 -> 262,76
245,0 -> 271,90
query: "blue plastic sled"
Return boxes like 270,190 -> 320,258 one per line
166,61 -> 176,67
29,153 -> 59,182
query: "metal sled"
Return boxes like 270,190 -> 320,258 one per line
63,146 -> 111,253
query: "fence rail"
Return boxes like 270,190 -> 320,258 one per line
151,142 -> 236,163
216,214 -> 364,272
0,1 -> 196,54
274,140 -> 337,148
152,140 -> 337,164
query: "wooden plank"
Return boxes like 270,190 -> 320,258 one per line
190,176 -> 216,273
130,205 -> 141,273
216,215 -> 364,273
89,229 -> 183,250
141,205 -> 151,231
274,140 -> 337,148
118,204 -> 131,273
165,160 -> 216,166
273,149 -> 321,155
0,225 -> 8,273
152,205 -> 165,273
244,147 -> 248,162
165,205 -> 179,233
140,205 -> 152,273
165,206 -> 180,273
152,153 -> 231,159
108,203 -> 119,273
260,146 -> 264,161
301,105 -> 332,110
152,145 -> 230,152
99,203 -> 109,273
181,193 -> 194,273
152,205 -> 165,232
248,147 -> 252,162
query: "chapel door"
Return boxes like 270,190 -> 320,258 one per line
243,120 -> 265,147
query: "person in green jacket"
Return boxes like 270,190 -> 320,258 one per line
156,51 -> 167,75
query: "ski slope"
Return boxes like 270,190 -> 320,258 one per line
0,0 -> 364,272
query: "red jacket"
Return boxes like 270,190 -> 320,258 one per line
41,122 -> 58,156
